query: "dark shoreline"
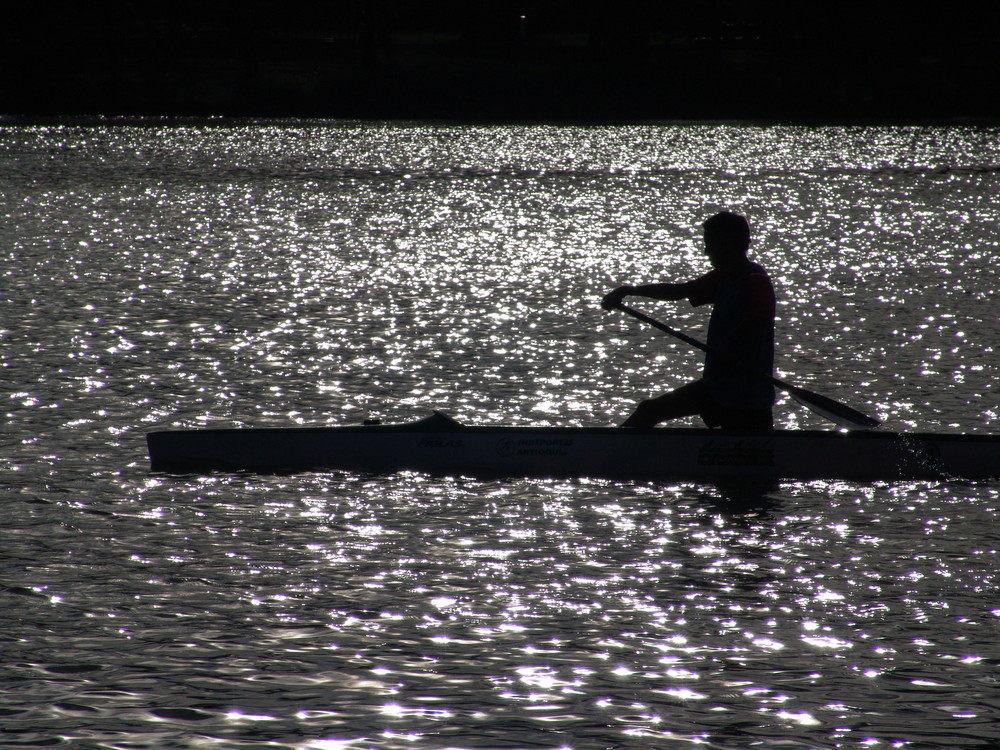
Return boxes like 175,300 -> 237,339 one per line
4,4 -> 995,124
5,115 -> 999,129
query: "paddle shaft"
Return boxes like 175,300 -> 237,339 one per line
614,302 -> 881,430
618,304 -> 710,353
617,303 -> 783,388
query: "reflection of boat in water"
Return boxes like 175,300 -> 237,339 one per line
146,412 -> 1000,482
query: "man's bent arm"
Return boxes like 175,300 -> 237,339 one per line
630,283 -> 690,300
602,282 -> 690,309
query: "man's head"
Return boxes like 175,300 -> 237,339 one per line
702,211 -> 751,268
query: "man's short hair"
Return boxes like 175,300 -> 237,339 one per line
703,211 -> 751,252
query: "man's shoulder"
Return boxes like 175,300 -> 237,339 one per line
744,262 -> 774,293
687,269 -> 721,306
692,267 -> 722,286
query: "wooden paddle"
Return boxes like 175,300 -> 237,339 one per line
613,302 -> 881,430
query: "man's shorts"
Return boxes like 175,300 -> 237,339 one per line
697,382 -> 773,432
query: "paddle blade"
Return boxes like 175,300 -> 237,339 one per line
786,385 -> 881,430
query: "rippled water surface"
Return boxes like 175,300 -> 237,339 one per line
3,121 -> 1000,749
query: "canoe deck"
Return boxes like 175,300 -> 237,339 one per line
146,412 -> 1000,481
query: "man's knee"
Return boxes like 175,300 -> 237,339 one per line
623,387 -> 701,428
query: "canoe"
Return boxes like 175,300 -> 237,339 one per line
146,411 -> 1000,481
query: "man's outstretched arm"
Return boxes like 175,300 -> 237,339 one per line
601,283 -> 690,310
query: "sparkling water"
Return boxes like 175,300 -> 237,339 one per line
2,120 -> 999,749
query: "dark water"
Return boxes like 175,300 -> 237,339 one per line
2,121 -> 1000,749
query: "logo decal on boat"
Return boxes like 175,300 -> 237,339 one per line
418,438 -> 465,448
496,438 -> 574,457
697,439 -> 774,467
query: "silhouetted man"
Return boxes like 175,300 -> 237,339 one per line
602,211 -> 776,430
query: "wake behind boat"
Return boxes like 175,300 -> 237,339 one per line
146,412 -> 1000,481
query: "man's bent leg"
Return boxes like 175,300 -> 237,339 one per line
621,381 -> 705,428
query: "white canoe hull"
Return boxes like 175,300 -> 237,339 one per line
146,412 -> 1000,481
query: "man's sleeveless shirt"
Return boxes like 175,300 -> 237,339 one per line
687,261 -> 776,410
